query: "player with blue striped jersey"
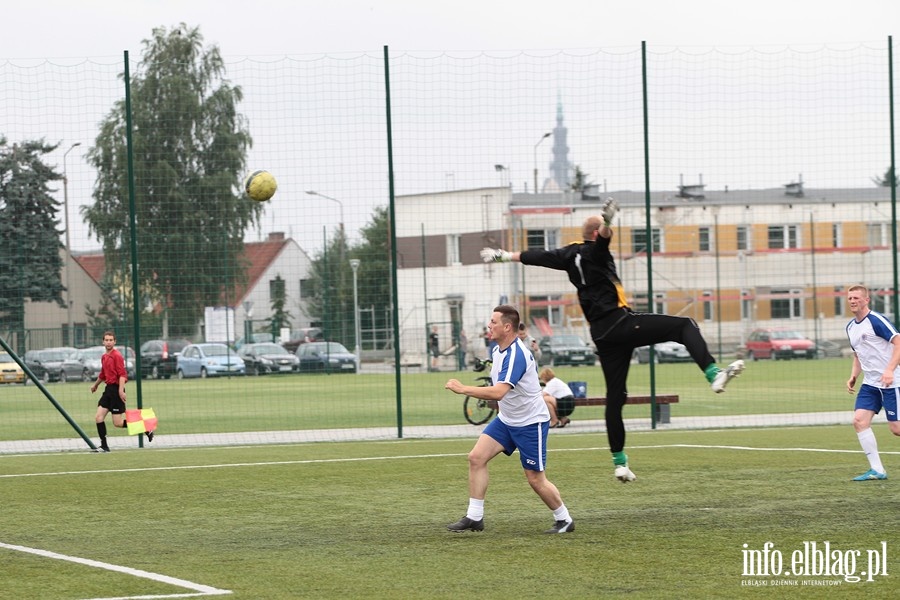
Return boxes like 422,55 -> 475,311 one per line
444,305 -> 574,533
845,285 -> 900,481
489,333 -> 546,426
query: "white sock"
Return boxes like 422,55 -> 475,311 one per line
857,428 -> 886,473
466,498 -> 485,521
552,503 -> 571,523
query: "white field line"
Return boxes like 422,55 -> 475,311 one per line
2,444 -> 897,481
0,541 -> 231,600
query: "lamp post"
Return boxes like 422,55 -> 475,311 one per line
63,142 -> 81,345
349,258 -> 361,373
533,132 -> 551,193
305,190 -> 344,235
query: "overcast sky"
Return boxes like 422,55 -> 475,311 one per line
4,0 -> 896,60
3,1 -> 899,252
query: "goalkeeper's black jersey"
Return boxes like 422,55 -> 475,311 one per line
520,234 -> 629,327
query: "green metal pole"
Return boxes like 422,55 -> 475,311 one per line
123,50 -> 146,446
641,41 -> 658,429
888,36 -> 898,321
384,45 -> 404,438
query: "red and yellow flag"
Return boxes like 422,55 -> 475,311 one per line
125,408 -> 157,436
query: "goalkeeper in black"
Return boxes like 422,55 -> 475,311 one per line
480,198 -> 744,482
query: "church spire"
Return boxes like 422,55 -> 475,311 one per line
548,91 -> 570,191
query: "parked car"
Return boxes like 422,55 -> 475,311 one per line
0,351 -> 25,384
75,346 -> 138,381
295,341 -> 357,373
234,332 -> 274,350
176,343 -> 245,378
281,327 -> 325,354
140,338 -> 191,379
737,328 -> 816,360
537,335 -> 597,367
238,342 -> 299,375
23,347 -> 78,383
816,339 -> 845,358
633,341 -> 691,364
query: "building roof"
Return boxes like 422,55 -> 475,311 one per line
72,232 -> 299,306
512,186 -> 895,210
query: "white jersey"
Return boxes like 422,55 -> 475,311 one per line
491,337 -> 549,426
846,310 -> 900,388
543,376 -> 573,399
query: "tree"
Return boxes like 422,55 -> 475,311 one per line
353,206 -> 392,332
0,138 -> 65,351
305,206 -> 392,349
268,275 -> 293,335
85,23 -> 261,338
569,165 -> 593,192
872,166 -> 897,188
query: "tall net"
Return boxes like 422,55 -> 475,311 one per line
0,38 -> 895,454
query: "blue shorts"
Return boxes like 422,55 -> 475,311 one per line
855,384 -> 899,421
482,418 -> 549,471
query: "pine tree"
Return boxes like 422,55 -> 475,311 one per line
0,138 -> 65,352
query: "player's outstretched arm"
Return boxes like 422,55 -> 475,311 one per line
480,248 -> 521,263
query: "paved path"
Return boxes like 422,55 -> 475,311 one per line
0,410 -> 879,455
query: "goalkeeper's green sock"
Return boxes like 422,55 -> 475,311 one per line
612,451 -> 628,466
704,363 -> 720,383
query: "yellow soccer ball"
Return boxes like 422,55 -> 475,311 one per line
243,170 -> 277,202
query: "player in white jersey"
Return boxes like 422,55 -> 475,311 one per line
845,285 -> 900,481
444,304 -> 574,533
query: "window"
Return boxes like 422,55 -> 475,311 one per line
446,234 -> 461,266
770,288 -> 803,319
269,277 -> 286,303
526,229 -> 559,251
867,223 -> 888,247
632,292 -> 665,314
767,225 -> 799,249
632,227 -> 661,254
736,226 -> 750,251
833,286 -> 845,318
741,289 -> 752,320
702,290 -> 713,321
528,295 -> 563,326
698,227 -> 711,252
299,278 -> 314,299
870,287 -> 893,320
832,224 -> 842,248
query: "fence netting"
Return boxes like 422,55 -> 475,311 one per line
0,36 -> 896,453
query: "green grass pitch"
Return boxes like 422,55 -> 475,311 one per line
1,424 -> 897,599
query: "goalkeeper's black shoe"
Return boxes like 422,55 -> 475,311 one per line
447,516 -> 484,532
544,519 -> 575,534
146,430 -> 154,443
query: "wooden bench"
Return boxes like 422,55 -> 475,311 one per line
487,394 -> 679,424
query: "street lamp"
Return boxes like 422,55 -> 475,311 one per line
349,258 -> 361,373
63,142 -> 81,345
305,190 -> 344,235
533,132 -> 551,194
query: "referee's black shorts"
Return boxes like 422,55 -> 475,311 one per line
98,384 -> 126,414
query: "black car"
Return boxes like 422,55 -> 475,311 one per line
633,341 -> 692,364
23,347 -> 78,383
537,335 -> 597,367
139,339 -> 191,379
238,342 -> 300,375
281,327 -> 324,354
295,341 -> 357,373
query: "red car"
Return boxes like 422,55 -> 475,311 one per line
738,328 -> 816,360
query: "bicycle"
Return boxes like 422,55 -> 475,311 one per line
463,358 -> 495,425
